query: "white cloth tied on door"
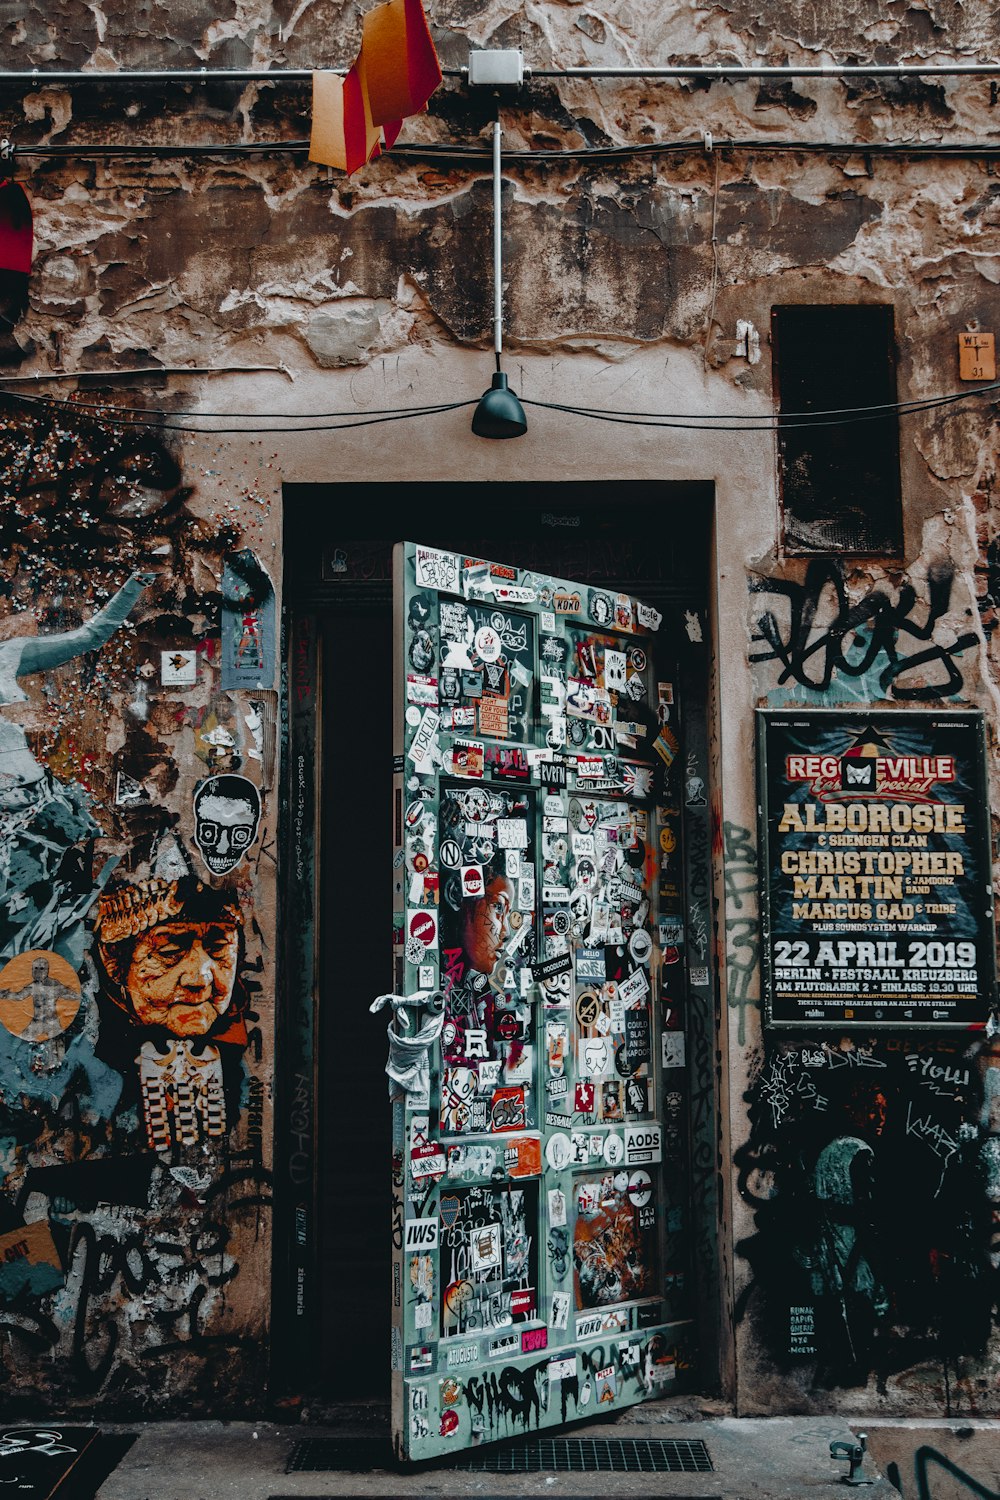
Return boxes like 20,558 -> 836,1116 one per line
369,990 -> 445,1102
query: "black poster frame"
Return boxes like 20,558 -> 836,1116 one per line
757,708 -> 996,1030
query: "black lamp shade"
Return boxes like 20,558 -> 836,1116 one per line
472,371 -> 527,439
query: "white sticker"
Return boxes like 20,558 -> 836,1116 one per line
415,545 -> 459,592
546,1133 -> 572,1171
637,601 -> 662,631
604,650 -> 627,692
505,850 -> 521,879
662,1032 -> 686,1069
497,819 -> 528,849
404,1218 -> 439,1250
548,1186 -> 567,1228
407,707 -> 440,766
470,1222 -> 502,1272
624,1123 -> 662,1165
541,611 -> 557,633
414,1300 -> 432,1329
161,649 -> 197,686
617,968 -> 650,1005
494,585 -> 537,605
474,624 -> 502,662
419,965 -> 436,990
550,1304 -> 571,1339
603,1132 -> 624,1165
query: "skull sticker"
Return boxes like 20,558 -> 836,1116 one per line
193,774 -> 261,875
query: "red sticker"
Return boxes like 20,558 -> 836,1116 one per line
575,1082 -> 595,1114
409,910 -> 437,946
490,1086 -> 526,1133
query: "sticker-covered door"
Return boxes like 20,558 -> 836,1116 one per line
388,542 -> 695,1459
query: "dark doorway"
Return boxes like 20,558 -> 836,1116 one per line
278,483 -> 713,1401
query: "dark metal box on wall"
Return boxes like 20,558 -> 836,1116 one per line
756,709 -> 995,1030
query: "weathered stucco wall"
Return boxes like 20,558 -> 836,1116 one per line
1,0 -> 999,1417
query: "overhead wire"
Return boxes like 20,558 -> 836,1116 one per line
1,377 -> 997,435
0,387 -> 477,433
8,137 -> 1000,162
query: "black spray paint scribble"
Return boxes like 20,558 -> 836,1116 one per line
749,558 -> 979,699
724,823 -> 759,1048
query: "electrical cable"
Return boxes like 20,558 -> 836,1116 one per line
0,387 -> 475,418
1,376 -> 997,434
520,388 -> 999,430
8,137 -> 1000,162
523,379 -> 1000,424
0,387 -> 477,433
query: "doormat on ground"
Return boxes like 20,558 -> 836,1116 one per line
286,1435 -> 714,1474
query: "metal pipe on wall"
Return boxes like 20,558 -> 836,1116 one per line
1,61 -> 1000,84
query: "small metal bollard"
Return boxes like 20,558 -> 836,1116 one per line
830,1433 -> 874,1486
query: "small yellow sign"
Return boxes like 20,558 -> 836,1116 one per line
958,331 -> 996,381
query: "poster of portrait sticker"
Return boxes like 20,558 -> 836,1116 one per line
757,710 -> 995,1029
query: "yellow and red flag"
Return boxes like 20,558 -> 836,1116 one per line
309,0 -> 439,173
0,179 -> 32,274
362,0 -> 442,125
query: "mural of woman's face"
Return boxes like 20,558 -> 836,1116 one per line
459,876 -> 512,975
125,921 -> 239,1036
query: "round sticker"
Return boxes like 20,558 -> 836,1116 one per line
575,990 -> 601,1027
546,1133 -> 572,1171
474,625 -> 501,663
627,1169 -> 652,1207
409,911 -> 437,946
614,1041 -> 638,1077
551,910 -> 571,937
412,851 -> 429,873
603,1133 -> 625,1166
0,949 -> 81,1042
440,839 -> 462,869
405,705 -> 422,727
440,1409 -> 459,1437
629,929 -> 653,965
659,826 -> 676,853
405,936 -> 425,964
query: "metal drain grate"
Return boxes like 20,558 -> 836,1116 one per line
286,1435 -> 713,1474
287,1437 -> 394,1472
456,1437 -> 714,1473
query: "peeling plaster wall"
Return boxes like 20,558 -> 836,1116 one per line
2,0 -> 1000,1418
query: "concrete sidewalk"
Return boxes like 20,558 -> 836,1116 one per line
86,1404 -> 998,1500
